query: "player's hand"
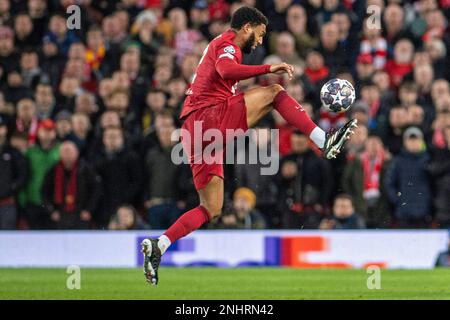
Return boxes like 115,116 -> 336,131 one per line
270,63 -> 294,80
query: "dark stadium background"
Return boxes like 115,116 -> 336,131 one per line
0,0 -> 449,233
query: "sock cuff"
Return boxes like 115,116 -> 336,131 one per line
273,88 -> 287,105
198,205 -> 212,222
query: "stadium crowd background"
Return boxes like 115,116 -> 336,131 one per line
0,0 -> 449,231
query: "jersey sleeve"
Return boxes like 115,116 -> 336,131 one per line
215,41 -> 241,64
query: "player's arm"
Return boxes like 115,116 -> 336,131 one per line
216,57 -> 270,81
216,58 -> 294,81
215,43 -> 294,81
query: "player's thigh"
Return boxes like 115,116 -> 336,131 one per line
244,84 -> 284,127
197,175 -> 224,219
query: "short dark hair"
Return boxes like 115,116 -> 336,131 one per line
399,81 -> 418,93
230,6 -> 268,30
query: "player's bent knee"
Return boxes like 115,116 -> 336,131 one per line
209,209 -> 222,220
203,204 -> 222,219
269,84 -> 284,97
199,198 -> 223,219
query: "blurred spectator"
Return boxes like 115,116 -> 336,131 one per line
318,21 -> 348,73
383,3 -> 414,47
212,187 -> 266,229
372,70 -> 395,104
342,135 -> 391,228
286,4 -> 318,57
142,88 -> 167,133
425,38 -> 447,79
264,0 -> 291,32
93,126 -> 142,228
144,120 -> 181,229
0,0 -> 12,26
345,123 -> 368,158
75,92 -> 98,117
40,31 -> 66,90
234,123 -> 279,227
168,7 -> 203,66
268,31 -> 303,65
319,194 -> 366,229
331,10 -> 358,61
108,205 -> 149,230
385,38 -> 414,88
398,82 -> 418,108
355,53 -> 375,83
27,0 -> 49,41
359,81 -> 386,131
0,115 -> 27,229
413,63 -> 434,105
429,123 -> 450,228
20,119 -> 60,229
0,26 -> 19,76
9,130 -> 28,154
43,13 -> 79,57
166,77 -> 187,113
20,49 -> 47,89
304,50 -> 329,85
347,101 -> 369,128
55,110 -> 72,141
277,130 -> 333,229
132,9 -> 161,68
385,127 -> 432,228
381,106 -> 409,155
42,141 -> 100,229
68,112 -> 92,157
360,17 -> 387,70
56,76 -> 80,112
35,83 -> 56,120
15,98 -> 38,145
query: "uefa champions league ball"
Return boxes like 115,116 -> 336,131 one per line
320,78 -> 356,113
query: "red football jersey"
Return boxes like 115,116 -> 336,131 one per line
180,29 -> 242,119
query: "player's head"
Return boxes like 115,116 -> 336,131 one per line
231,6 -> 268,54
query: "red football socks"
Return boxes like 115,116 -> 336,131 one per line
163,205 -> 211,243
273,90 -> 317,136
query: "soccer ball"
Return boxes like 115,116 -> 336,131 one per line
320,78 -> 356,113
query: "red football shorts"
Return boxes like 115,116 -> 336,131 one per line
181,93 -> 248,190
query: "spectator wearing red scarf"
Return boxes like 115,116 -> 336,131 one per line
360,18 -> 388,70
422,9 -> 446,42
15,98 -> 39,146
42,141 -> 101,229
83,26 -> 107,92
304,50 -> 329,85
385,39 -> 414,89
342,135 -> 391,228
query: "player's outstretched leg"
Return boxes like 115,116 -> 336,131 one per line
244,84 -> 357,159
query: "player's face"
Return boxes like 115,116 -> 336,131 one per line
242,23 -> 266,54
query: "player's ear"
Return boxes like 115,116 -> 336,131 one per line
243,22 -> 252,34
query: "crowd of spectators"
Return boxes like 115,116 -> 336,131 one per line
0,0 -> 450,231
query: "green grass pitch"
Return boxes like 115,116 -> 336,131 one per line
1,268 -> 449,300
